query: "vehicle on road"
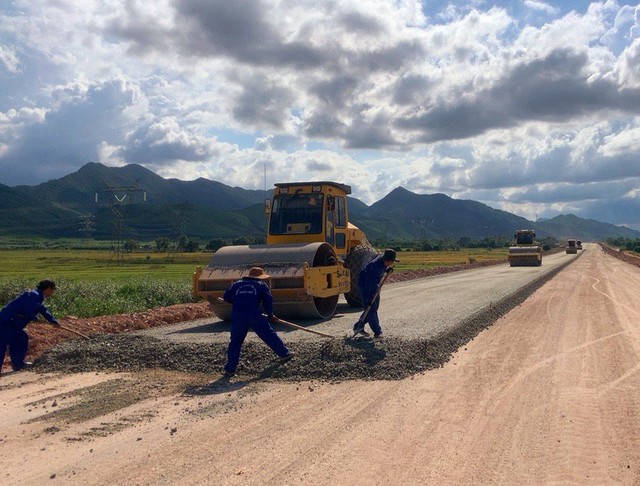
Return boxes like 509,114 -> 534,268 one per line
193,181 -> 376,320
508,229 -> 542,266
566,239 -> 578,254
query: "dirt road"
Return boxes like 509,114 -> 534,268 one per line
1,244 -> 639,485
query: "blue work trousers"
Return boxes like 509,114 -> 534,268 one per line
357,292 -> 382,335
225,317 -> 289,373
0,327 -> 29,372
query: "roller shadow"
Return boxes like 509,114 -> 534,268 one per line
169,321 -> 229,335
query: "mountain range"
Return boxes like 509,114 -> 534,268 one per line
0,162 -> 637,243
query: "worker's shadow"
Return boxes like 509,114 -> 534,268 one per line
183,375 -> 255,395
343,337 -> 387,365
183,362 -> 290,396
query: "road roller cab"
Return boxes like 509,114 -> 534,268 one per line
194,181 -> 374,320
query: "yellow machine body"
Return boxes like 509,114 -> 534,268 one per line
508,229 -> 543,267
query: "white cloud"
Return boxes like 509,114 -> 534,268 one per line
599,124 -> 640,157
0,45 -> 20,73
524,1 -> 560,16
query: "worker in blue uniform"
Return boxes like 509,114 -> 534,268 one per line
353,249 -> 398,338
0,279 -> 60,373
222,267 -> 294,377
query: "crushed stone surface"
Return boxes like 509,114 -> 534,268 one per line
36,256 -> 575,381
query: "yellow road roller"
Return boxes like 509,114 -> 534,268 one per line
508,229 -> 543,266
193,181 -> 375,320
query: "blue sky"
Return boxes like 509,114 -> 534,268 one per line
1,1 -> 640,229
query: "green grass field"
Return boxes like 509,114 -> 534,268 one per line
0,249 -> 212,318
0,247 -> 507,318
0,249 -> 211,281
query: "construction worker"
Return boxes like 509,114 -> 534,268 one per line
353,249 -> 398,338
222,267 -> 294,377
0,279 -> 60,374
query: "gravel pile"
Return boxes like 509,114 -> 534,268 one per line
35,256 -> 572,381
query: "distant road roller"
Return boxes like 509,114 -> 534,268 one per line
193,181 -> 376,320
566,239 -> 578,254
508,229 -> 543,266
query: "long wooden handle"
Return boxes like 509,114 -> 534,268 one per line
357,271 -> 391,324
58,324 -> 91,340
37,318 -> 90,340
217,297 -> 334,338
270,316 -> 334,339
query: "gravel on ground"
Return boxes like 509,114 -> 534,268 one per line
35,256 -> 576,381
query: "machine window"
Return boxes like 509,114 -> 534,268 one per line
336,197 -> 347,228
269,193 -> 324,235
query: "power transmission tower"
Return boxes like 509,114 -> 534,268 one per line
413,218 -> 427,241
167,203 -> 191,258
79,214 -> 96,240
95,180 -> 146,264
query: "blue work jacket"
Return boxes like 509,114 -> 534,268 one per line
223,277 -> 274,322
358,255 -> 388,303
0,289 -> 59,330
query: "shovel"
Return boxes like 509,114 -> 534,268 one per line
57,323 -> 91,340
351,270 -> 391,338
216,297 -> 334,338
37,318 -> 91,340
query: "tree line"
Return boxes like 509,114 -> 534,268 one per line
120,234 -> 561,254
606,237 -> 640,254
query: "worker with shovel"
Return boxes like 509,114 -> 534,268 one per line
353,249 -> 398,338
0,279 -> 60,374
222,267 -> 294,377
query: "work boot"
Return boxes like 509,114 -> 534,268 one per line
353,322 -> 370,336
280,351 -> 295,362
374,332 -> 383,339
12,362 -> 33,372
352,324 -> 370,337
223,370 -> 236,378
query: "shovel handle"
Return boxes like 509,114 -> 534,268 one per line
58,324 -> 91,340
269,315 -> 334,339
218,298 -> 335,338
357,271 -> 390,324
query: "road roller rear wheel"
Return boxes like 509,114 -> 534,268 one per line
344,244 -> 377,307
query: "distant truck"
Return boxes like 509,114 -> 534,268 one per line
577,240 -> 583,250
566,239 -> 578,254
508,229 -> 542,266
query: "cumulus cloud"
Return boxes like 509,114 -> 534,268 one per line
524,1 -> 560,16
0,79 -> 142,184
0,45 -> 20,73
119,117 -> 219,165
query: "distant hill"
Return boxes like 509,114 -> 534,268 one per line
0,162 -> 638,242
535,214 -> 638,241
358,187 -> 538,241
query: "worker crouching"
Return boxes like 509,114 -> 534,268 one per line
222,267 -> 294,377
